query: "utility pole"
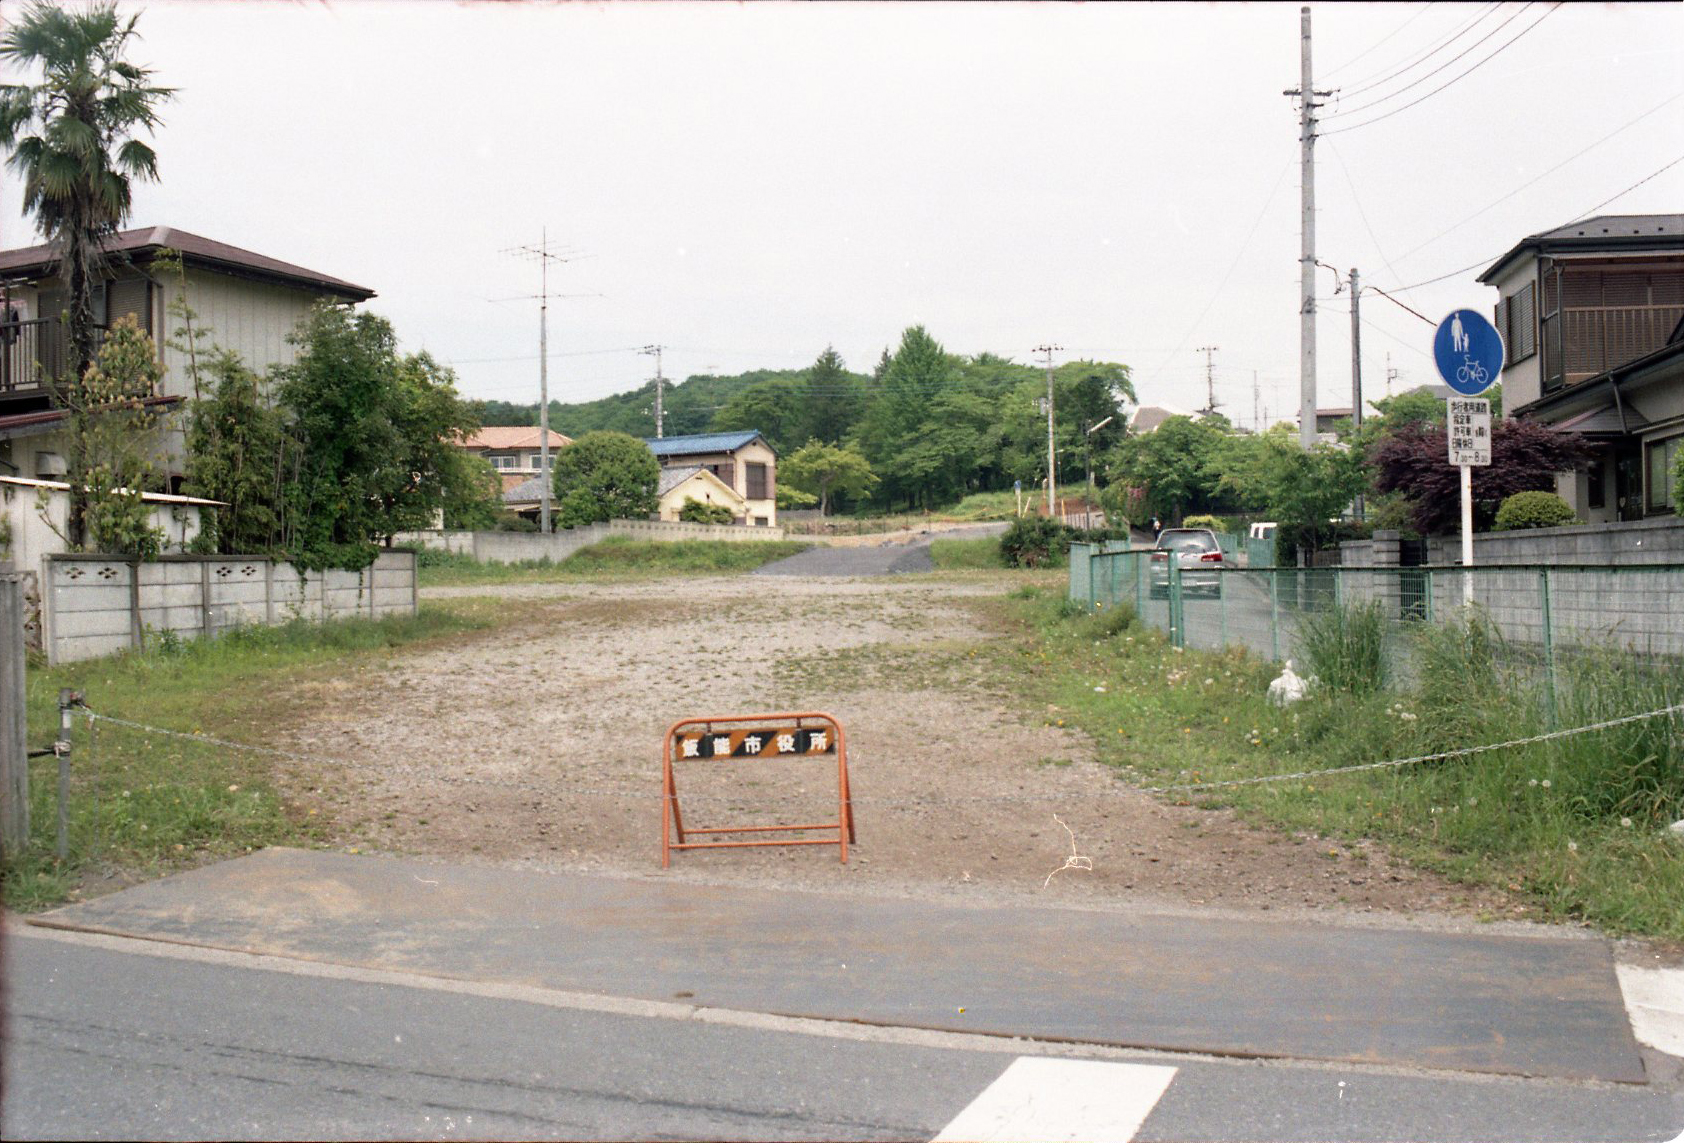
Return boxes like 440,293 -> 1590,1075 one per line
1285,6 -> 1332,450
1197,345 -> 1220,415
1035,343 -> 1061,517
502,230 -> 572,534
1386,353 -> 1399,399
1350,266 -> 1364,521
1349,267 -> 1363,435
1253,370 -> 1261,433
641,344 -> 666,438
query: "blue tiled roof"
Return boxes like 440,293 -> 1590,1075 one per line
644,430 -> 767,457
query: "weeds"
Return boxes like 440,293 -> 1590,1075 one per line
417,537 -> 811,584
1011,588 -> 1684,938
1296,600 -> 1388,696
3,606 -> 488,911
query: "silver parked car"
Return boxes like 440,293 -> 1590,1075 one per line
1151,527 -> 1225,596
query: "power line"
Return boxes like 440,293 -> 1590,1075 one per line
1321,4 -> 1561,136
1327,139 -> 1413,302
1380,151 -> 1684,293
1330,1 -> 1501,100
1140,158 -> 1292,388
1324,1 -> 1532,117
1319,2 -> 1440,81
1394,89 -> 1684,262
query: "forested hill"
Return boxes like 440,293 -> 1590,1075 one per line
476,368 -> 843,449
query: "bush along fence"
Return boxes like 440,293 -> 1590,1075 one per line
38,551 -> 418,665
1069,542 -> 1684,685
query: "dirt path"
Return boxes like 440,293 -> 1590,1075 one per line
276,574 -> 1514,926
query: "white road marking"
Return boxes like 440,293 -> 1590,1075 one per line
933,1056 -> 1176,1143
1616,964 -> 1684,1058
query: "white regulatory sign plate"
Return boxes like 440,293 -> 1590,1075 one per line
1447,397 -> 1491,466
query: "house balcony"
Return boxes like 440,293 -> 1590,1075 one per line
1542,303 -> 1684,393
0,318 -> 109,399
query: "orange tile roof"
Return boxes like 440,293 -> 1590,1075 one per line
460,426 -> 573,451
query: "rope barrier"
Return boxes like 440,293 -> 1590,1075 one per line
78,701 -> 1684,809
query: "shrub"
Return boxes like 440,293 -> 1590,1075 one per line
1494,491 -> 1577,531
495,512 -> 538,533
678,499 -> 736,525
1000,516 -> 1070,568
1181,514 -> 1225,531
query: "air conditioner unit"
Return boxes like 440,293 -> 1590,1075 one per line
35,451 -> 67,477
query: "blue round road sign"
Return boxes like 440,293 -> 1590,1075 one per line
1434,309 -> 1504,396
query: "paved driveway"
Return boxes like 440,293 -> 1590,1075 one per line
757,524 -> 1008,577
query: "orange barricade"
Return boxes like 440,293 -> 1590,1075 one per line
661,712 -> 856,867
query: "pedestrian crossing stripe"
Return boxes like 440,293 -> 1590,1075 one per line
933,1056 -> 1177,1143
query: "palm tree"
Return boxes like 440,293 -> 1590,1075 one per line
0,1 -> 170,381
0,0 -> 171,545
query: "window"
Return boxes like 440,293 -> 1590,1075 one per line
490,455 -> 518,470
1647,435 -> 1680,514
1588,456 -> 1605,510
746,462 -> 768,501
1504,282 -> 1536,363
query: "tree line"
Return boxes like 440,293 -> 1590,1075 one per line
485,327 -> 1135,514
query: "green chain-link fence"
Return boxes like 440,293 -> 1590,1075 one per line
1070,543 -> 1684,676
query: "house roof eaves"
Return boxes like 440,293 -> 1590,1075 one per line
0,226 -> 376,301
1478,214 -> 1684,284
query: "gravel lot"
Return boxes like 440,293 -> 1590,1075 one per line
277,572 -> 1516,927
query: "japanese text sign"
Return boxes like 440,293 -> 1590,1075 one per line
1447,397 -> 1491,467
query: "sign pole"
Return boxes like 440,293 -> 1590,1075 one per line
1433,308 -> 1504,612
1460,463 -> 1474,606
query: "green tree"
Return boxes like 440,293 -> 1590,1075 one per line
374,350 -> 483,540
441,452 -> 502,530
0,0 -> 172,542
1107,416 -> 1228,524
858,325 -> 956,509
781,440 -> 878,516
276,306 -> 482,567
551,430 -> 659,526
182,350 -> 294,555
803,345 -> 865,445
74,314 -> 170,557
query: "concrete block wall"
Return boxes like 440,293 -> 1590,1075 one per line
41,550 -> 417,664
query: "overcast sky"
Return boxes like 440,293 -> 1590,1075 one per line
1,0 -> 1680,426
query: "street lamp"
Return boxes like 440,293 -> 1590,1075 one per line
1084,415 -> 1115,496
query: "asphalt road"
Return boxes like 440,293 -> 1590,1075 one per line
755,524 -> 1010,576
6,926 -> 1682,1142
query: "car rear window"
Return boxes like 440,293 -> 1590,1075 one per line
1159,531 -> 1217,553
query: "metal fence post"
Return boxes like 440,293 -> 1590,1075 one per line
1,570 -> 28,856
1423,569 -> 1434,625
54,687 -> 77,862
1539,568 -> 1557,726
1169,561 -> 1184,648
1270,569 -> 1281,661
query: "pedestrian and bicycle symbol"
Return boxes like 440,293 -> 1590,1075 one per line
1434,309 -> 1504,396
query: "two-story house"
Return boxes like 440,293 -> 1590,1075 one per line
0,226 -> 374,488
456,426 -> 574,495
1483,214 -> 1684,521
644,431 -> 778,526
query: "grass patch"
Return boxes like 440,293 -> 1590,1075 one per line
417,537 -> 811,585
930,537 -> 1005,570
4,605 -> 491,911
1004,592 -> 1684,939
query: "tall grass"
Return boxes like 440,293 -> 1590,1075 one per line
1015,591 -> 1684,938
1296,600 -> 1388,696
